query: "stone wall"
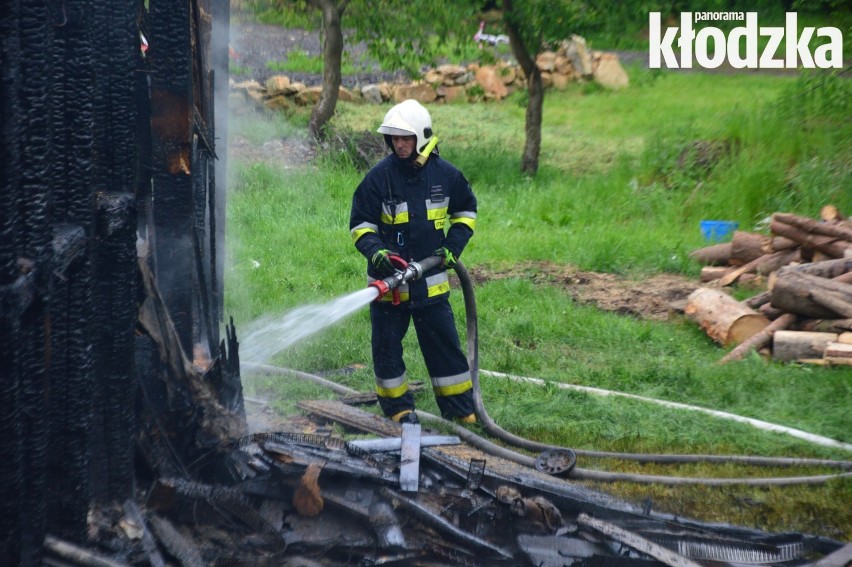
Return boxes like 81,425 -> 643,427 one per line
230,35 -> 629,112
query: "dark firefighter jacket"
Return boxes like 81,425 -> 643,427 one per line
350,151 -> 476,307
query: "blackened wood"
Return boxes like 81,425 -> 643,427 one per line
122,501 -> 166,567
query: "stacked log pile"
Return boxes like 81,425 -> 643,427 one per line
686,207 -> 852,364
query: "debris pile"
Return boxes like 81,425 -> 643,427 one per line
686,206 -> 852,363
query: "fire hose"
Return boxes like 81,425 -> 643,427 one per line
372,255 -> 852,484
245,256 -> 852,485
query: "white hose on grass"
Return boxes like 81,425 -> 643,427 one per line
479,369 -> 852,452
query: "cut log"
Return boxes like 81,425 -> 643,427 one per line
772,331 -> 838,362
813,292 -> 852,318
720,313 -> 796,363
824,342 -> 852,359
718,250 -> 798,287
689,242 -> 732,266
730,231 -> 772,264
774,212 -> 852,242
776,258 -> 852,279
839,332 -> 852,344
820,204 -> 845,222
770,271 -> 852,318
770,219 -> 850,258
797,318 -> 852,333
744,290 -> 771,309
685,288 -> 770,346
770,236 -> 798,251
700,266 -> 732,282
758,302 -> 786,320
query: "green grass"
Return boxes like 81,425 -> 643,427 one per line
226,69 -> 852,540
266,48 -> 367,75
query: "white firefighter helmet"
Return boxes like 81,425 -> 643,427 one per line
377,99 -> 433,154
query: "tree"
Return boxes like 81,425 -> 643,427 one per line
307,0 -> 348,139
292,1 -> 590,174
501,0 -> 589,175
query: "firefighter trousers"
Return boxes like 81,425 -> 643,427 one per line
370,299 -> 474,420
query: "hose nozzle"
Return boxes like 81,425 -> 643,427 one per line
366,256 -> 443,303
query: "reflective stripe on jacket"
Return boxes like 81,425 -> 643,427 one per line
350,152 -> 476,307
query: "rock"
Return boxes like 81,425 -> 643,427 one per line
535,51 -> 557,72
498,65 -> 516,85
554,54 -> 574,75
563,34 -> 592,77
551,72 -> 571,90
474,66 -> 508,100
265,75 -> 291,95
424,69 -> 443,84
337,86 -> 357,102
455,71 -> 474,86
593,53 -> 629,90
295,86 -> 323,106
282,82 -> 306,95
436,85 -> 466,103
392,83 -> 436,104
264,94 -> 290,111
361,84 -> 383,104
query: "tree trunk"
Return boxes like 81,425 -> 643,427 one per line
689,242 -> 732,265
770,271 -> 852,318
685,288 -> 770,346
772,330 -> 838,362
503,0 -> 541,176
308,0 -> 345,140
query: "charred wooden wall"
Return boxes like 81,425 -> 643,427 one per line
0,0 -> 234,564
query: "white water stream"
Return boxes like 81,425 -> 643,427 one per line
239,286 -> 379,365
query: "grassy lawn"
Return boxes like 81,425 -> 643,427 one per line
226,67 -> 852,540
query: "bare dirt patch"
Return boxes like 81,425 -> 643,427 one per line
466,261 -> 698,321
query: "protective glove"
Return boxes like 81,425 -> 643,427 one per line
371,249 -> 401,276
434,247 -> 457,268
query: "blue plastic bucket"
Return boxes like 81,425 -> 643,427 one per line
700,220 -> 738,242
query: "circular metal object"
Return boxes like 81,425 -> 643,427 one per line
535,448 -> 577,477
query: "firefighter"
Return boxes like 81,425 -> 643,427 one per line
350,99 -> 477,425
